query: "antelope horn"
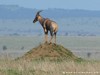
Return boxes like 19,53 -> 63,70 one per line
37,10 -> 43,15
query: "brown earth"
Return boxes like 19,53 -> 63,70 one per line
21,43 -> 82,61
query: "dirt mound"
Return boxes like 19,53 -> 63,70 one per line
21,43 -> 82,61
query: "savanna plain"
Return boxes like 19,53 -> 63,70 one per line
0,36 -> 100,75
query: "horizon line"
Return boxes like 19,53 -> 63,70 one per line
0,4 -> 100,11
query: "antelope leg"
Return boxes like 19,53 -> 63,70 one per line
49,31 -> 53,44
54,33 -> 56,44
45,34 -> 48,43
49,35 -> 53,44
44,31 -> 48,43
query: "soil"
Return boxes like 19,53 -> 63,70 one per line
20,43 -> 82,61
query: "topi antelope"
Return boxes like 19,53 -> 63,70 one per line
33,10 -> 58,44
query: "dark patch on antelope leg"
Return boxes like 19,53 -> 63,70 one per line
49,30 -> 53,44
54,32 -> 56,45
44,31 -> 48,44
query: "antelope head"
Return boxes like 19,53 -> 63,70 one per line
33,10 -> 43,23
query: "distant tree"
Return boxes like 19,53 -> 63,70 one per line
21,46 -> 24,50
87,52 -> 91,58
65,32 -> 68,36
3,45 -> 7,50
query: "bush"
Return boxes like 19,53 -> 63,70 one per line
3,45 -> 7,50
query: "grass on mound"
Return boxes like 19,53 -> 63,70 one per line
19,43 -> 83,62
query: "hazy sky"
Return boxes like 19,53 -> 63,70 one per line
0,0 -> 100,10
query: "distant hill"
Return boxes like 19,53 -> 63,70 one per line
0,5 -> 100,19
0,5 -> 36,19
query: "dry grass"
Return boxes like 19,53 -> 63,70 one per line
0,43 -> 100,75
0,57 -> 100,75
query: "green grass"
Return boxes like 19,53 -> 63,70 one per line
0,36 -> 100,51
6,69 -> 22,75
0,36 -> 100,60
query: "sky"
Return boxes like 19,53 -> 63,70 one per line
0,0 -> 100,10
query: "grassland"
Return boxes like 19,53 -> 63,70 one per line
0,36 -> 100,51
0,58 -> 100,75
0,36 -> 100,75
0,36 -> 100,59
